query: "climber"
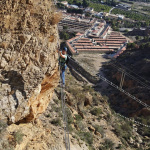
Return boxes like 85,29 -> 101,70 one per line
58,47 -> 68,88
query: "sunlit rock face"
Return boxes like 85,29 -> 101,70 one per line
0,0 -> 60,123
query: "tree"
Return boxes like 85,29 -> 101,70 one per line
63,26 -> 68,30
139,43 -> 145,49
127,42 -> 136,49
136,35 -> 140,40
82,0 -> 89,8
68,0 -> 73,4
60,31 -> 69,40
63,32 -> 69,40
144,36 -> 149,42
145,42 -> 150,48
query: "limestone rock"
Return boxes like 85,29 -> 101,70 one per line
129,137 -> 134,144
0,0 -> 60,123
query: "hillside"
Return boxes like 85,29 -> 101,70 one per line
101,45 -> 150,137
103,46 -> 150,115
39,71 -> 150,150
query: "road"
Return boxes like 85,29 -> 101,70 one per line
109,7 -> 115,14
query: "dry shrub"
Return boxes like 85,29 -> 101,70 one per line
51,12 -> 62,25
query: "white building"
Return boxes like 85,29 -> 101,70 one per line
70,5 -> 79,9
118,15 -> 124,20
61,1 -> 68,6
85,7 -> 94,13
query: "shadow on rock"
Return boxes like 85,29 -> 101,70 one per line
0,70 -> 27,108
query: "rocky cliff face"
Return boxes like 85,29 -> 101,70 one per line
0,0 -> 60,124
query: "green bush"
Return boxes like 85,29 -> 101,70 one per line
121,122 -> 132,131
94,125 -> 105,137
113,122 -> 132,140
103,139 -> 115,149
14,130 -> 24,144
83,85 -> 94,93
75,114 -> 82,122
92,92 -> 100,105
51,118 -> 61,126
66,108 -> 74,124
68,124 -> 74,133
77,121 -> 86,131
67,88 -> 85,101
77,131 -> 93,145
90,107 -> 102,116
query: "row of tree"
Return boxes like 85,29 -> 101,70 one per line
105,17 -> 150,29
89,3 -> 112,13
58,0 -> 89,8
112,8 -> 150,22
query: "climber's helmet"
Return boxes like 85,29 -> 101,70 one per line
62,47 -> 67,54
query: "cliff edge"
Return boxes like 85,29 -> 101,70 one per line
0,0 -> 60,124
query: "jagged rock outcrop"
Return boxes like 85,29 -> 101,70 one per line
0,0 -> 61,123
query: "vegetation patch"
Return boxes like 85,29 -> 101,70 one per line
89,3 -> 112,13
51,118 -> 61,126
112,8 -> 150,22
66,108 -> 74,124
94,125 -> 105,137
75,114 -> 83,122
13,130 -> 24,144
113,121 -> 133,140
77,131 -> 93,145
0,121 -> 7,133
90,107 -> 102,116
99,138 -> 115,150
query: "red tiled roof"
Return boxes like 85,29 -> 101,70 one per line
66,41 -> 76,54
67,36 -> 80,42
79,38 -> 90,40
76,32 -> 83,36
108,37 -> 126,39
77,49 -> 114,51
106,44 -> 121,46
109,35 -> 121,38
95,39 -> 127,42
75,45 -> 113,49
110,32 -> 120,35
74,46 -> 84,49
77,40 -> 91,43
106,41 -> 125,43
73,43 -> 93,46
